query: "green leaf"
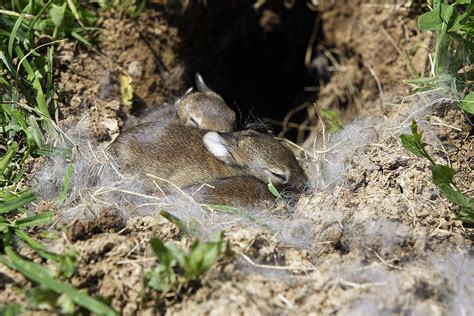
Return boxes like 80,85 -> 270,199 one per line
400,135 -> 419,154
410,119 -> 418,134
147,238 -> 181,292
418,2 -> 465,32
267,178 -> 282,198
440,4 -> 455,26
147,265 -> 176,292
419,10 -> 443,31
160,210 -> 191,235
449,9 -> 471,32
432,164 -> 456,186
418,3 -> 451,32
15,229 -> 48,251
147,233 -> 225,293
14,46 -> 52,125
0,247 -> 117,316
49,3 -> 67,28
460,91 -> 474,114
431,163 -> 474,216
321,109 -> 342,132
40,230 -> 61,240
150,238 -> 176,268
57,164 -> 74,205
184,232 -> 224,279
437,183 -> 474,211
67,0 -> 83,27
400,120 -> 434,164
457,209 -> 474,223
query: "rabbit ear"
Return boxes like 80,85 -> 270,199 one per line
184,87 -> 194,96
195,73 -> 210,92
174,87 -> 194,109
202,132 -> 237,166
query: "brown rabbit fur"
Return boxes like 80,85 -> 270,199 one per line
175,73 -> 236,132
109,122 -> 308,193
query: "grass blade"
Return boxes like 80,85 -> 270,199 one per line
15,212 -> 53,227
0,304 -> 23,316
0,246 -> 118,316
14,227 -> 45,247
14,46 -> 52,125
0,141 -> 18,176
28,115 -> 46,148
67,0 -> 85,27
160,210 -> 192,235
267,178 -> 282,199
14,229 -> 77,277
8,12 -> 25,58
26,1 -> 52,42
0,190 -> 36,214
57,164 -> 74,205
71,29 -> 92,46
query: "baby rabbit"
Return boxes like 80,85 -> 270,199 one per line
123,73 -> 235,132
109,123 -> 308,193
175,73 -> 236,132
185,175 -> 276,207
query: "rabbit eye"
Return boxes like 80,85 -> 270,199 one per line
266,169 -> 289,183
271,171 -> 287,181
189,117 -> 200,127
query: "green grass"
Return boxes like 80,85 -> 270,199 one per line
0,246 -> 116,315
0,1 -> 117,314
1,2 -> 227,313
0,189 -> 117,314
146,231 -> 227,294
406,0 -> 473,114
400,120 -> 474,223
2,0 -> 468,313
400,1 -> 473,223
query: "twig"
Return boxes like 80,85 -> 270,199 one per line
429,116 -> 462,131
339,279 -> 387,289
373,251 -> 403,270
237,251 -> 314,271
146,173 -> 198,205
366,63 -> 384,104
0,10 -> 35,19
95,187 -> 162,201
305,14 -> 321,66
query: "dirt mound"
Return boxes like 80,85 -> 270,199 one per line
56,7 -> 185,140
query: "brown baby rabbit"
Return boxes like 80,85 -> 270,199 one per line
184,175 -> 277,207
109,122 -> 308,193
175,73 -> 236,132
124,73 -> 235,132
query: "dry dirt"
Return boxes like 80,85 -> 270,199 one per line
1,1 -> 473,315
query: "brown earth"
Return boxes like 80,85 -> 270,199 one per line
1,0 -> 473,315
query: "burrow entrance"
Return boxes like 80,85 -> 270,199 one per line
171,1 -> 326,141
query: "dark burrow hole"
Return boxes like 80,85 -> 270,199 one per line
172,1 -> 326,141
